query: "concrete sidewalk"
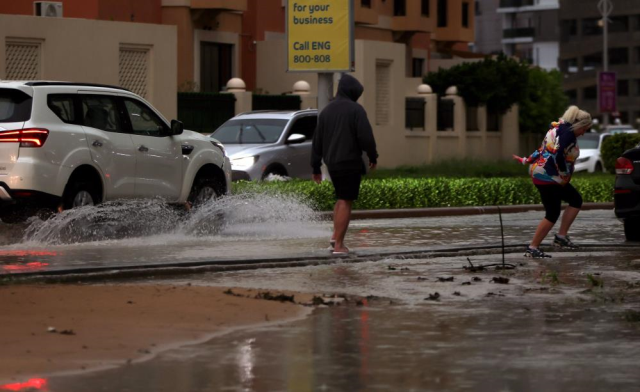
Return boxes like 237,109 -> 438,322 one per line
322,202 -> 614,220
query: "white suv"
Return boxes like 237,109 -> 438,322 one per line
0,81 -> 231,223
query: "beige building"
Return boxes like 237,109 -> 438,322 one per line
0,14 -> 177,119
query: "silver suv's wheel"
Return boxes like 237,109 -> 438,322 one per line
193,185 -> 216,205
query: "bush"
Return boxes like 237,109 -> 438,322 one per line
367,159 -> 528,179
233,177 -> 614,211
601,133 -> 640,173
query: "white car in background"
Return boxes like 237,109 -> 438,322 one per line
575,132 -> 611,173
0,81 -> 231,223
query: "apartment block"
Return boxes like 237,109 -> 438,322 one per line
560,0 -> 640,125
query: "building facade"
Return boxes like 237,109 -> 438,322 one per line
497,0 -> 559,70
559,0 -> 640,126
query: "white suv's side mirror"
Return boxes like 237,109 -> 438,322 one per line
171,119 -> 184,136
287,133 -> 306,144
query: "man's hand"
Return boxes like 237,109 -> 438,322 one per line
312,173 -> 322,184
369,162 -> 377,171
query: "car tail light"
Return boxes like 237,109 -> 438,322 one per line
0,128 -> 49,148
615,157 -> 634,175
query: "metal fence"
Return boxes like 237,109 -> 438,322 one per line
252,94 -> 301,111
177,92 -> 236,134
437,99 -> 455,130
405,97 -> 426,130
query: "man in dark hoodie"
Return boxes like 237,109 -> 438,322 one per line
311,74 -> 378,255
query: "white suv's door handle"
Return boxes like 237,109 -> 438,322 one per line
92,140 -> 103,147
138,145 -> 149,152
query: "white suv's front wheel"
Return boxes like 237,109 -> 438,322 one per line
188,178 -> 219,207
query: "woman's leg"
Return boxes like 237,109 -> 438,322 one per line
557,184 -> 583,236
531,185 -> 562,248
531,218 -> 555,248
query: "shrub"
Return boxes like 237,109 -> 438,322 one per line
601,133 -> 640,173
233,177 -> 613,211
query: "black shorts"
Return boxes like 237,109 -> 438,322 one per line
536,183 -> 583,223
329,170 -> 362,201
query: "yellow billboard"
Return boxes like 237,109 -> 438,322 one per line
286,0 -> 354,72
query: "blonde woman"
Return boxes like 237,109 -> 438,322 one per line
513,106 -> 592,258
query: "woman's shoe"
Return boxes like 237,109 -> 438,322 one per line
524,246 -> 551,258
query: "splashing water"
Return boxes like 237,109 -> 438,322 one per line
18,193 -> 323,246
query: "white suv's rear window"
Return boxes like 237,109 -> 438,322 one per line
0,88 -> 32,123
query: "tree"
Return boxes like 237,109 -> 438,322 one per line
424,55 -> 568,134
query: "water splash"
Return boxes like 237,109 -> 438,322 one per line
18,193 -> 323,245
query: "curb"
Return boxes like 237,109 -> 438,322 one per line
320,202 -> 614,220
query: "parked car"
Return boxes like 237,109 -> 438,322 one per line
575,132 -> 610,173
614,143 -> 640,241
605,124 -> 638,135
210,109 -> 317,181
0,81 -> 231,223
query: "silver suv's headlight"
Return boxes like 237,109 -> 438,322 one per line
231,156 -> 258,170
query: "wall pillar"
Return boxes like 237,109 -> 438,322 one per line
501,104 -> 520,159
226,78 -> 252,115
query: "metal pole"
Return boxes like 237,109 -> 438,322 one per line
317,73 -> 334,113
599,0 -> 612,127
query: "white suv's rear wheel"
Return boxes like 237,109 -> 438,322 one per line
62,182 -> 100,210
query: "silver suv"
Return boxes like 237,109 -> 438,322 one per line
210,110 -> 317,181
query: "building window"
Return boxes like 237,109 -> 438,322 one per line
636,47 -> 640,63
635,15 -> 640,31
562,58 -> 578,74
437,0 -> 448,27
618,80 -> 629,97
119,46 -> 150,98
617,111 -> 629,124
566,89 -> 577,105
561,19 -> 577,41
582,18 -> 601,36
412,58 -> 425,77
376,61 -> 391,126
584,86 -> 597,100
462,2 -> 469,28
610,16 -> 629,33
636,79 -> 640,96
422,0 -> 430,16
5,41 -> 42,81
583,52 -> 602,71
610,47 -> 629,65
394,0 -> 406,16
361,0 -> 371,8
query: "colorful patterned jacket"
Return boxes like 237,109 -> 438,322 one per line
524,120 -> 580,186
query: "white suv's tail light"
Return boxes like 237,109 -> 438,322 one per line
0,128 -> 49,147
615,157 -> 634,175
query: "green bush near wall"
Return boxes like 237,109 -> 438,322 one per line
601,133 -> 640,174
232,177 -> 614,211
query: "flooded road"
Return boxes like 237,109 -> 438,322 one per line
45,250 -> 640,391
0,195 -> 627,274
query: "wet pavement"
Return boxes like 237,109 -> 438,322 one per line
0,195 -> 630,275
43,249 -> 640,392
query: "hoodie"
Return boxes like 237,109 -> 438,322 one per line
311,74 -> 378,174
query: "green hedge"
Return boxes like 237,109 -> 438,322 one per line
233,177 -> 614,211
601,133 -> 640,174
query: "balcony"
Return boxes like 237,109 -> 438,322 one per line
498,0 -> 558,13
189,0 -> 247,11
390,0 -> 433,33
502,27 -> 535,43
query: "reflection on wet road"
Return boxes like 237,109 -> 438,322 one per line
46,250 -> 640,391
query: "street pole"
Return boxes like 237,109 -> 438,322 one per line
598,0 -> 612,127
317,72 -> 334,113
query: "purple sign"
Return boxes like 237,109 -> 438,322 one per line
598,71 -> 617,113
